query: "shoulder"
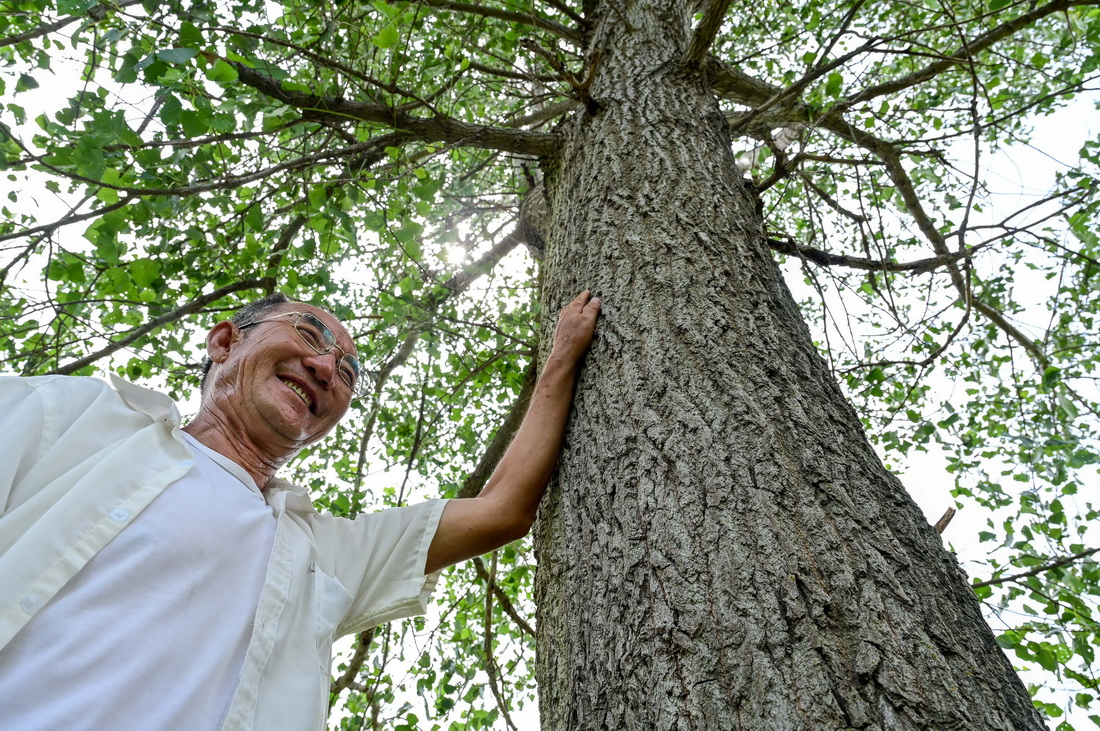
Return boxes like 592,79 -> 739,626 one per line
0,375 -> 165,442
0,374 -> 113,409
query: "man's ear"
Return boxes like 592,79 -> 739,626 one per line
206,321 -> 240,365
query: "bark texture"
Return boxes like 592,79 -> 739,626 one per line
532,3 -> 1044,730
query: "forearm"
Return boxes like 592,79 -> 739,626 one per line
424,290 -> 600,573
477,353 -> 579,524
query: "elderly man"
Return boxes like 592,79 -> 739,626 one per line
0,289 -> 601,730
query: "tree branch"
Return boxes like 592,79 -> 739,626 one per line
0,195 -> 136,246
503,99 -> 582,129
46,279 -> 271,375
330,628 -> 376,694
457,354 -> 539,499
353,228 -> 525,492
413,0 -> 581,46
232,63 -> 559,157
973,547 -> 1100,588
683,0 -> 734,66
472,555 -> 536,638
816,119 -> 1050,367
727,39 -> 880,135
0,0 -> 143,48
765,236 -> 987,274
835,0 -> 1100,113
706,45 -> 1057,370
481,553 -> 520,731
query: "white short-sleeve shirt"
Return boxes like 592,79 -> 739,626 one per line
0,375 -> 448,731
0,433 -> 276,728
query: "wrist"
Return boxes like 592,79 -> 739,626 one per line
542,351 -> 581,378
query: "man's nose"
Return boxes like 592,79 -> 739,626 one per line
303,350 -> 338,388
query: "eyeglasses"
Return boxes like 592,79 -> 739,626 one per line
238,311 -> 364,395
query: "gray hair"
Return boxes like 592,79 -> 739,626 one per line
199,292 -> 301,393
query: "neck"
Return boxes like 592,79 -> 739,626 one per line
183,411 -> 291,490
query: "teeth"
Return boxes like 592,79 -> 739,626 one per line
281,378 -> 312,409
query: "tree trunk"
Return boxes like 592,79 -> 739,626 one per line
532,2 -> 1043,729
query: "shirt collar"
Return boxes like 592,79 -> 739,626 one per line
108,373 -> 182,426
263,478 -> 316,513
108,374 -> 317,515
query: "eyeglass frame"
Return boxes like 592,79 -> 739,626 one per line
237,311 -> 365,395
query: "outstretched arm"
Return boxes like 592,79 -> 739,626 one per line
425,290 -> 601,574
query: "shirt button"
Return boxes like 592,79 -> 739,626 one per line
19,593 -> 41,613
109,508 -> 130,522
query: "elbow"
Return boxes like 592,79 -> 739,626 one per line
497,512 -> 534,545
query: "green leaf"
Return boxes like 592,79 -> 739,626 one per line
205,60 -> 239,83
825,72 -> 843,98
1042,366 -> 1062,390
97,179 -> 120,205
129,258 -> 160,287
15,73 -> 39,92
156,48 -> 199,64
374,24 -> 399,49
178,109 -> 209,137
179,22 -> 203,48
244,205 -> 263,231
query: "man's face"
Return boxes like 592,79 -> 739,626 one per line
209,303 -> 358,450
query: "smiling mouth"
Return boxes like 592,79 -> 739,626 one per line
280,377 -> 314,413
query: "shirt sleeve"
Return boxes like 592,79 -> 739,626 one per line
307,498 -> 449,636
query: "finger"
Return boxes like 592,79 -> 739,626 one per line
568,290 -> 591,310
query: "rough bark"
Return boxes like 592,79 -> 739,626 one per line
532,2 -> 1044,730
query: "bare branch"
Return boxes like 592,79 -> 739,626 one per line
973,547 -> 1100,588
0,195 -> 136,246
817,119 -> 1051,367
481,553 -> 520,731
765,236 -> 987,274
934,507 -> 956,534
809,0 -> 867,71
330,629 -> 375,694
466,60 -> 560,83
503,99 -> 582,129
519,38 -> 600,114
727,39 -> 881,135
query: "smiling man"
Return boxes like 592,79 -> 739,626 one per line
0,290 -> 601,730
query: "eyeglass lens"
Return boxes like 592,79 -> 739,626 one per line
295,314 -> 363,391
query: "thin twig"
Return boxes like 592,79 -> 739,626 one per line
472,555 -> 535,638
973,547 -> 1100,588
45,279 -> 271,375
0,0 -> 143,48
482,552 -> 520,731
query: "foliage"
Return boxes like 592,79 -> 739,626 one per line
1,0 -> 1098,726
